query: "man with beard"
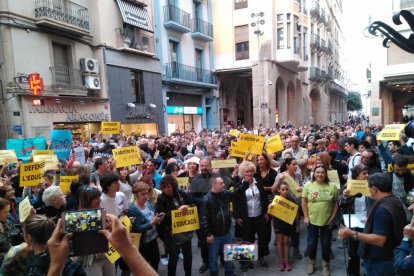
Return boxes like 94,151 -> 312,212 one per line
361,149 -> 382,175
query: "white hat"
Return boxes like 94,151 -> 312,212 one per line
184,156 -> 200,165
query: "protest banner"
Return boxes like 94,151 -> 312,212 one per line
20,161 -> 46,186
33,154 -> 59,171
112,146 -> 142,168
177,177 -> 189,188
50,130 -> 72,160
73,146 -> 86,165
0,150 -> 18,165
32,150 -> 54,155
238,133 -> 265,155
266,134 -> 285,154
171,206 -> 200,234
212,159 -> 237,169
347,179 -> 371,197
376,124 -> 405,141
229,129 -> 238,137
6,137 -> 47,162
327,170 -> 341,189
101,122 -> 121,134
60,175 -> 79,194
267,195 -> 298,225
19,196 -> 32,222
105,216 -> 132,263
283,174 -> 301,198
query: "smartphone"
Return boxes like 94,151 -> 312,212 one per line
62,208 -> 106,234
157,212 -> 166,217
223,243 -> 258,262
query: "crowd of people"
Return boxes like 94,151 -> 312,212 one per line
0,122 -> 414,275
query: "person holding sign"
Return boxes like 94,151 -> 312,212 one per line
302,164 -> 338,276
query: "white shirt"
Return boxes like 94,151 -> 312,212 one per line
347,152 -> 361,180
245,180 -> 262,217
119,181 -> 133,204
100,192 -> 128,217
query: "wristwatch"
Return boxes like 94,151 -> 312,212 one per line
353,231 -> 359,241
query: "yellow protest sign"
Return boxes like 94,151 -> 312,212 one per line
283,174 -> 301,198
230,142 -> 254,159
327,170 -> 340,189
20,161 -> 46,186
32,150 -> 54,155
101,121 -> 121,134
105,216 -> 132,263
59,175 -> 79,194
347,179 -> 371,197
177,177 -> 189,188
33,154 -> 59,171
171,206 -> 200,234
388,163 -> 414,173
377,124 -> 406,141
19,196 -> 32,222
267,195 -> 298,225
212,159 -> 237,169
238,133 -> 265,155
229,129 -> 238,137
266,134 -> 285,154
112,146 -> 142,167
0,150 -> 18,165
130,232 -> 142,247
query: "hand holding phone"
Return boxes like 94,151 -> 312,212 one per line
157,212 -> 165,217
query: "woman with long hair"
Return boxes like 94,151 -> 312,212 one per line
116,166 -> 133,203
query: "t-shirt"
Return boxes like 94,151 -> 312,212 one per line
100,192 -> 128,217
348,153 -> 361,180
302,181 -> 337,226
119,181 -> 133,204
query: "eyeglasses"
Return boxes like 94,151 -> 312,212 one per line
314,164 -> 326,169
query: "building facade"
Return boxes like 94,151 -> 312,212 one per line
212,0 -> 347,129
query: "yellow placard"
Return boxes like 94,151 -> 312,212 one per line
230,142 -> 253,159
112,146 -> 142,167
59,175 -> 79,194
229,129 -> 238,137
19,161 -> 46,187
211,159 -> 237,169
238,133 -> 265,155
171,206 -> 200,234
0,150 -> 18,165
377,124 -> 406,141
347,179 -> 371,197
266,134 -> 285,154
19,196 -> 32,223
177,177 -> 189,188
101,121 -> 121,134
267,195 -> 298,225
283,174 -> 301,198
130,232 -> 142,248
327,170 -> 340,189
229,186 -> 234,212
32,150 -> 54,156
388,163 -> 414,173
33,155 -> 59,171
105,216 -> 132,263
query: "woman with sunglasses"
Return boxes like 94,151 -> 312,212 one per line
302,164 -> 338,276
128,182 -> 163,271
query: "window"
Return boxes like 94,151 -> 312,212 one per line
52,43 -> 70,85
277,14 -> 284,22
235,42 -> 249,60
169,40 -> 179,76
131,70 -> 145,104
235,25 -> 249,60
195,49 -> 203,81
401,0 -> 414,9
277,28 -> 284,49
234,0 -> 247,10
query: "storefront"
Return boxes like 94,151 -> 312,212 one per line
166,106 -> 203,134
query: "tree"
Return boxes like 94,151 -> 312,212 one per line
347,91 -> 362,111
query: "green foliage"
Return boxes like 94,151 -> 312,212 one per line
347,91 -> 363,111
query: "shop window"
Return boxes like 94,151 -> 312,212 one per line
131,70 -> 145,104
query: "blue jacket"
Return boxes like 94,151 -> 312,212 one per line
394,240 -> 414,275
127,201 -> 156,233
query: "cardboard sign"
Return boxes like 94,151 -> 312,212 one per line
33,154 -> 59,171
347,179 -> 371,197
32,150 -> 54,155
101,122 -> 121,134
130,232 -> 142,248
0,150 -> 18,165
50,130 -> 72,160
238,133 -> 265,155
177,177 -> 189,188
171,206 -> 200,234
230,142 -> 253,159
327,170 -> 340,189
105,216 -> 132,263
283,174 -> 301,198
59,175 -> 79,194
229,129 -> 238,137
212,159 -> 237,169
267,195 -> 298,225
20,161 -> 46,186
6,137 -> 47,163
112,146 -> 142,168
19,196 -> 32,222
377,124 -> 405,141
73,146 -> 86,165
266,134 -> 285,154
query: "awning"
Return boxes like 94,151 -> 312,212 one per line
116,0 -> 153,32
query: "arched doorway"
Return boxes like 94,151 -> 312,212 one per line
275,78 -> 284,124
310,88 -> 321,124
287,81 -> 295,123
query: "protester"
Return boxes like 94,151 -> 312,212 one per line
99,171 -> 128,218
394,216 -> 414,275
0,197 -> 18,265
36,186 -> 66,222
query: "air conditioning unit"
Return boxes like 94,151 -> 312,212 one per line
80,58 -> 99,74
84,75 -> 101,90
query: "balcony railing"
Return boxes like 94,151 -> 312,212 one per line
235,51 -> 249,60
164,62 -> 215,85
330,81 -> 347,94
163,4 -> 191,30
327,68 -> 333,79
310,1 -> 320,19
326,40 -> 333,54
123,0 -> 149,7
320,8 -> 326,24
116,28 -> 155,54
192,18 -> 213,38
310,67 -> 321,80
310,34 -> 320,48
34,0 -> 89,30
50,66 -> 87,95
320,38 -> 326,51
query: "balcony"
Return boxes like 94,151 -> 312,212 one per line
163,5 -> 191,33
310,34 -> 320,51
50,66 -> 88,96
163,62 -> 216,88
327,68 -> 333,79
116,28 -> 155,56
191,18 -> 213,42
309,67 -> 328,82
310,1 -> 320,20
34,0 -> 89,36
326,40 -> 333,55
123,0 -> 149,7
319,8 -> 326,25
330,81 -> 347,95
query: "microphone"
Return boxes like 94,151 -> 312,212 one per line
339,193 -> 363,207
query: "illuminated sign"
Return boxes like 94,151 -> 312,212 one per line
32,99 -> 45,106
28,73 -> 44,96
166,106 -> 203,115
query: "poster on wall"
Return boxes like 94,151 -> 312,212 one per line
50,130 -> 72,160
6,137 -> 47,163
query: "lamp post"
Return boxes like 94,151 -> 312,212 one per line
251,12 -> 265,129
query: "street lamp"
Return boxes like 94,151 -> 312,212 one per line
251,12 -> 265,128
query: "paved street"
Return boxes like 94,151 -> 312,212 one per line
158,221 -> 348,276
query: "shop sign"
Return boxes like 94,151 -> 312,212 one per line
28,104 -> 109,122
66,112 -> 109,122
125,112 -> 152,120
28,104 -> 78,113
166,106 -> 203,115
